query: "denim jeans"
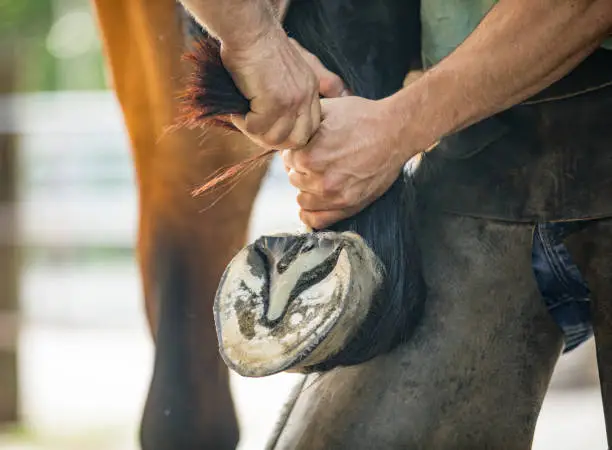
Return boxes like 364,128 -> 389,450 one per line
532,222 -> 592,353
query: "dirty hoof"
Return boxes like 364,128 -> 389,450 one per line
214,231 -> 384,377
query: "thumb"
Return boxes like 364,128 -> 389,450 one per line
289,38 -> 350,98
299,208 -> 353,230
318,67 -> 351,98
230,114 -> 275,150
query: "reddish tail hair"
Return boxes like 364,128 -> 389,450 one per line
178,36 -> 276,195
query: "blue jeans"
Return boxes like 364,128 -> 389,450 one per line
532,222 -> 592,353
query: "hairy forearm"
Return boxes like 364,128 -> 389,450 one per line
179,0 -> 291,50
390,0 -> 612,153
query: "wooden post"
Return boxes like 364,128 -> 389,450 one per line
0,41 -> 20,425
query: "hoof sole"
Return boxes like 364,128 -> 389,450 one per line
214,231 -> 383,377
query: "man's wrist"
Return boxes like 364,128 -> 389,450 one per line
383,81 -> 444,162
384,65 -> 480,162
218,1 -> 283,53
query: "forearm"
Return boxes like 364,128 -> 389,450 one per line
179,0 -> 291,50
390,0 -> 612,154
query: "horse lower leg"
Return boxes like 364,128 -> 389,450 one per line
564,219 -> 612,446
92,0 -> 268,447
138,157 -> 266,449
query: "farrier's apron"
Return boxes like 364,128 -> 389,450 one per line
415,48 -> 612,222
416,0 -> 612,222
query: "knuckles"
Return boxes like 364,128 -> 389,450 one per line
278,93 -> 301,111
285,135 -> 309,150
267,86 -> 310,115
244,119 -> 268,136
295,192 -> 309,209
297,152 -> 324,173
299,211 -> 325,230
309,218 -> 326,230
320,75 -> 345,97
321,175 -> 342,197
292,150 -> 312,171
264,131 -> 290,147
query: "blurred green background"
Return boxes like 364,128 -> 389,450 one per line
1,0 -> 106,92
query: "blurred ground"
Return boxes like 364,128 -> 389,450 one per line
0,92 -> 607,450
0,326 -> 604,450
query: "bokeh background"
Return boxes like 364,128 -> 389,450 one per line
0,1 -> 607,449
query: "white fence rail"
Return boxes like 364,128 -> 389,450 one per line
1,91 -> 294,250
2,91 -> 136,248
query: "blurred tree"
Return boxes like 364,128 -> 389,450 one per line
0,0 -> 24,426
0,0 -> 106,92
1,0 -> 56,91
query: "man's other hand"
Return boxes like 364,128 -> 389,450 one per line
221,29 -> 348,150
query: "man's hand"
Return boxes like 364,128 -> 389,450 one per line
221,28 -> 319,149
287,39 -> 350,99
224,34 -> 349,150
281,0 -> 612,230
281,97 -> 420,229
180,0 -> 347,149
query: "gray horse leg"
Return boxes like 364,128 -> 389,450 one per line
268,212 -> 564,450
564,218 -> 612,443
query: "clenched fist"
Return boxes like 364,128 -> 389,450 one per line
222,29 -> 349,150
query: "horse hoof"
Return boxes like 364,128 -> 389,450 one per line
214,231 -> 384,377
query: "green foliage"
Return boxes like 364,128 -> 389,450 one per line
1,0 -> 107,92
0,0 -> 51,36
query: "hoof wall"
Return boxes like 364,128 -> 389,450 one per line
214,232 -> 382,377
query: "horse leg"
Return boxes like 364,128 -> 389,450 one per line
267,213 -> 563,450
92,1 -> 267,448
564,219 -> 612,446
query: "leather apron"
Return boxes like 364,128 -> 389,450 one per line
415,48 -> 612,223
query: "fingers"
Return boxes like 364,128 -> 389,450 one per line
240,85 -> 317,149
285,163 -> 349,211
281,148 -> 296,171
244,92 -> 301,138
283,159 -> 348,230
296,190 -> 347,211
230,114 -> 271,149
233,109 -> 310,150
263,114 -> 298,147
287,170 -> 327,198
313,62 -> 348,98
281,148 -> 323,175
289,38 -> 349,98
285,109 -> 313,149
286,169 -> 310,191
227,36 -> 347,150
287,168 -> 343,198
299,208 -> 357,230
310,93 -> 321,134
